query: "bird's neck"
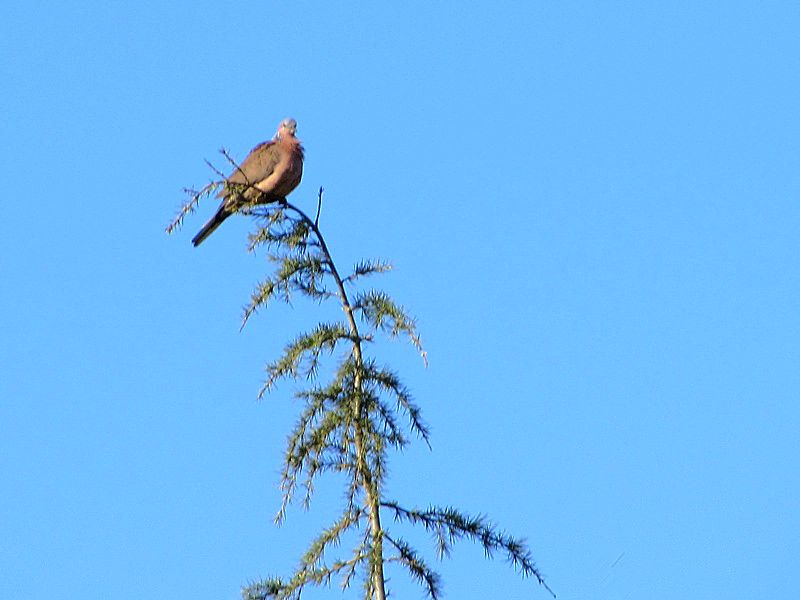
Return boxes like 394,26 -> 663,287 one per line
279,135 -> 303,156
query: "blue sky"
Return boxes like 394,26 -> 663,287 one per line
2,2 -> 798,599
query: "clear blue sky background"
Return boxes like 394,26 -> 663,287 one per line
2,2 -> 798,599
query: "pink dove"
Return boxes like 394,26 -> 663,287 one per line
192,118 -> 304,246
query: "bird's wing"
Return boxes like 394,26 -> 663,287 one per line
222,141 -> 283,190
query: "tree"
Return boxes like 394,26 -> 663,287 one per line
168,152 -> 554,600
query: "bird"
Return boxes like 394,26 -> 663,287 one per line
192,118 -> 304,246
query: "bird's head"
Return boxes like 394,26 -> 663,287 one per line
276,118 -> 298,139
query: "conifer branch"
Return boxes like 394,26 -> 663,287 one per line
384,532 -> 442,599
243,551 -> 369,600
381,501 -> 555,597
259,323 -> 353,395
301,507 -> 365,569
256,197 -> 392,600
359,361 -> 431,446
277,377 -> 350,522
352,290 -> 427,367
342,260 -> 394,285
176,157 -> 550,600
165,181 -> 220,235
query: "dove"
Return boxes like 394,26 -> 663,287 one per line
192,118 -> 304,246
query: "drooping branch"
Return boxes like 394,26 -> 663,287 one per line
381,501 -> 555,597
165,181 -> 219,235
384,532 -> 442,599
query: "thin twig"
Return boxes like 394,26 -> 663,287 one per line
315,186 -> 324,227
219,147 -> 253,185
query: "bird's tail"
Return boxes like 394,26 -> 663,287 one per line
192,207 -> 230,247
